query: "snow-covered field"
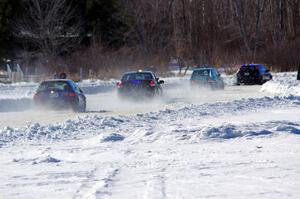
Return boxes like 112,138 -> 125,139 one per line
1,72 -> 300,198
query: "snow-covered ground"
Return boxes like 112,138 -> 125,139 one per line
0,72 -> 300,198
261,72 -> 300,96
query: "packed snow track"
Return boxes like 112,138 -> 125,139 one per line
0,83 -> 266,127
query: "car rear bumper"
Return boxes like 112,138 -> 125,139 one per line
118,88 -> 156,98
238,75 -> 272,85
190,81 -> 222,89
34,97 -> 77,109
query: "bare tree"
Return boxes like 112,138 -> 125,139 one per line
232,0 -> 252,54
252,0 -> 266,58
13,0 -> 83,63
297,52 -> 300,80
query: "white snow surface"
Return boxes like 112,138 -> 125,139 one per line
261,72 -> 300,96
1,72 -> 300,199
0,83 -> 37,99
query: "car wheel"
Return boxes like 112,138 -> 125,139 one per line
72,97 -> 86,113
81,99 -> 86,112
78,98 -> 86,112
146,91 -> 155,98
259,80 -> 265,85
156,88 -> 163,96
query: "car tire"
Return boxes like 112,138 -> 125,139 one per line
72,98 -> 86,113
156,88 -> 163,96
82,99 -> 86,112
79,98 -> 86,112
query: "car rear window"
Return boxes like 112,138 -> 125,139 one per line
258,65 -> 267,73
240,64 -> 267,74
37,81 -> 72,92
122,72 -> 154,81
191,69 -> 211,78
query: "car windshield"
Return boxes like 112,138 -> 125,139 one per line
37,81 -> 72,92
122,72 -> 154,81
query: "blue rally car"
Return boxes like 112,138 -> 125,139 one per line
190,67 -> 224,90
34,79 -> 86,112
237,64 -> 272,85
117,70 -> 164,99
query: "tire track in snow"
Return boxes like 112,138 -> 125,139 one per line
143,174 -> 166,199
74,167 -> 119,199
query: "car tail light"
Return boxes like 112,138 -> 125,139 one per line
149,80 -> 155,87
191,80 -> 198,85
117,82 -> 123,88
63,92 -> 76,97
69,92 -> 76,97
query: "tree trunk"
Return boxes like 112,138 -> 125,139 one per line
297,53 -> 300,80
252,0 -> 266,59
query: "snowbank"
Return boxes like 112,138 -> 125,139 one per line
261,72 -> 300,96
0,83 -> 37,99
1,95 -> 299,147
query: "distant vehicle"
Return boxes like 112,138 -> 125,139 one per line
190,67 -> 224,90
117,70 -> 164,99
0,70 -> 10,83
34,79 -> 86,112
237,64 -> 272,85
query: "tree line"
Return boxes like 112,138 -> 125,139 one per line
0,0 -> 299,76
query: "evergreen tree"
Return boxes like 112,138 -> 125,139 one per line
0,0 -> 19,58
85,0 -> 128,47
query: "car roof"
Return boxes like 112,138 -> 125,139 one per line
123,71 -> 154,75
41,79 -> 72,82
192,67 -> 216,71
242,64 -> 265,67
40,79 -> 74,83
